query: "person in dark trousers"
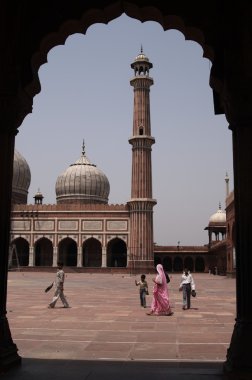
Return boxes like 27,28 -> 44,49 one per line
48,262 -> 70,308
179,268 -> 195,310
135,274 -> 149,308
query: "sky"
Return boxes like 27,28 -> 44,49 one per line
15,14 -> 234,246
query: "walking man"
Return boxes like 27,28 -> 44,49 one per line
179,268 -> 195,310
48,262 -> 70,308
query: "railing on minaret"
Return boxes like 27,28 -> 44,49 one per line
127,48 -> 157,272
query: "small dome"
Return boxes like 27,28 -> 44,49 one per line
131,47 -> 153,73
12,150 -> 31,204
209,204 -> 226,224
134,52 -> 149,62
55,143 -> 110,204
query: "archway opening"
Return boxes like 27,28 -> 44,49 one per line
58,237 -> 77,266
195,256 -> 205,272
173,256 -> 183,272
184,256 -> 194,272
107,238 -> 127,267
163,256 -> 172,272
10,238 -> 29,267
83,238 -> 102,267
17,14 -> 233,251
35,237 -> 53,266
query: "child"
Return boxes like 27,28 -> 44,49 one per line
135,274 -> 149,308
48,262 -> 70,308
179,268 -> 195,310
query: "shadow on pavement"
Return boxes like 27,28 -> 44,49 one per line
0,358 -> 225,380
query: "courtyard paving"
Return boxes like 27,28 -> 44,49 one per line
2,271 -> 236,379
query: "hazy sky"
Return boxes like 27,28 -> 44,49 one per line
15,14 -> 233,246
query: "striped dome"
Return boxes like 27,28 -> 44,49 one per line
12,150 -> 31,204
55,144 -> 110,204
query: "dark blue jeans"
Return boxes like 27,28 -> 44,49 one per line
140,289 -> 147,307
182,283 -> 191,309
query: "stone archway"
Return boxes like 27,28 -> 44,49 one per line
34,237 -> 53,266
58,237 -> 77,266
163,256 -> 172,272
107,238 -> 127,267
184,256 -> 194,272
82,238 -> 102,267
195,256 -> 205,272
10,238 -> 29,267
173,256 -> 183,272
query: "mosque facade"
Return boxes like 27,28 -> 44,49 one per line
9,51 -> 232,275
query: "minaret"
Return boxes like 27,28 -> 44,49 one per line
225,172 -> 230,198
127,48 -> 157,271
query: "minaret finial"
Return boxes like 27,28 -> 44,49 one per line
82,139 -> 85,156
219,202 -> 221,210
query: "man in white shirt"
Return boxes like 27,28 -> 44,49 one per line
179,268 -> 195,310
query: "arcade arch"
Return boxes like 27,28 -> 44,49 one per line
107,238 -> 127,267
163,256 -> 172,272
184,256 -> 194,272
34,237 -> 53,266
10,237 -> 29,267
195,257 -> 205,272
173,256 -> 183,272
82,238 -> 102,267
58,237 -> 77,266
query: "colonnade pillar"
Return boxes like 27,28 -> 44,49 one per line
53,246 -> 58,267
0,123 -> 20,369
219,49 -> 252,374
224,120 -> 252,375
102,247 -> 107,267
77,246 -> 82,267
0,74 -> 32,368
28,246 -> 34,266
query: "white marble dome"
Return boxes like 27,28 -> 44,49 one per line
55,144 -> 110,204
209,204 -> 226,224
12,150 -> 31,204
134,51 -> 149,62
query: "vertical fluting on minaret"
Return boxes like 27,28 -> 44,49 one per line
127,48 -> 157,271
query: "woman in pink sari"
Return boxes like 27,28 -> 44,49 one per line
147,264 -> 173,316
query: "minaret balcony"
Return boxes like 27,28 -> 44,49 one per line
128,135 -> 155,148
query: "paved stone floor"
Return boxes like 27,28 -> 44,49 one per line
2,272 -> 237,379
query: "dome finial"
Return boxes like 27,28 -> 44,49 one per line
82,139 -> 85,156
141,44 -> 143,53
219,202 -> 221,210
